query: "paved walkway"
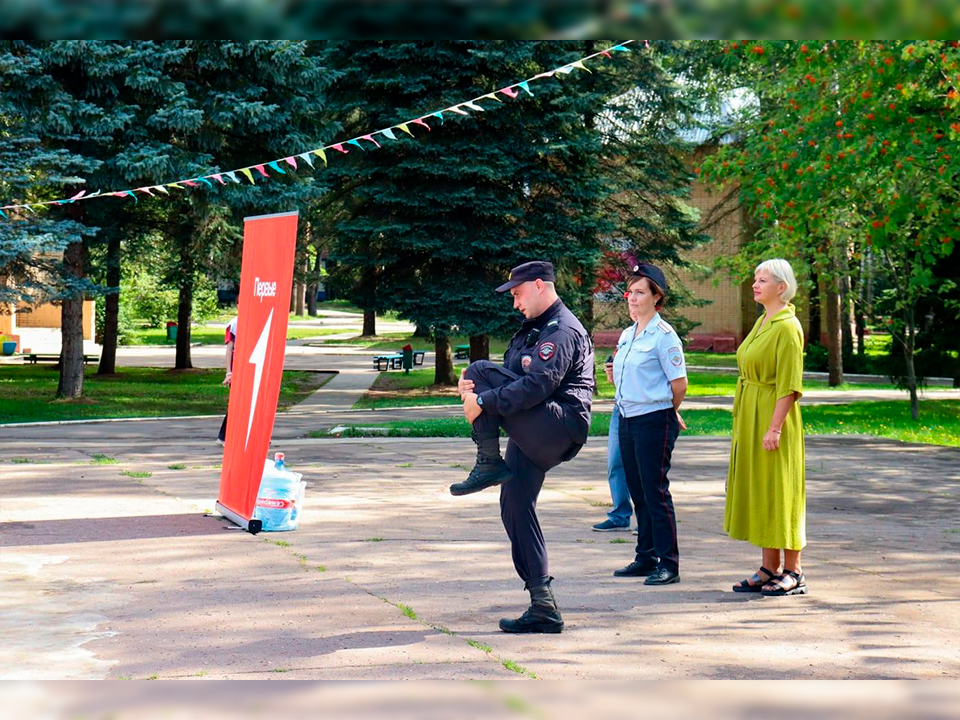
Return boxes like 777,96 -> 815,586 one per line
3,428 -> 959,680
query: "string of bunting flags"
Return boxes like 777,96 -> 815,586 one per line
0,40 -> 641,219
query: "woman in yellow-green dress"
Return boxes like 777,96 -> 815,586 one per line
725,258 -> 807,597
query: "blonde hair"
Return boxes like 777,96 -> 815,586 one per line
755,258 -> 798,303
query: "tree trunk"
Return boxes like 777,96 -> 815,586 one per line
362,310 -> 376,337
840,274 -> 854,362
808,266 -> 821,346
469,334 -> 489,363
97,232 -> 121,375
57,239 -> 86,399
175,277 -> 193,370
306,252 -> 320,317
825,276 -> 844,386
434,335 -> 457,386
902,308 -> 919,420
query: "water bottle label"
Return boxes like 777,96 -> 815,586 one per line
256,497 -> 294,510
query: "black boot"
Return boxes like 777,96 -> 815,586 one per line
499,577 -> 564,634
449,429 -> 512,496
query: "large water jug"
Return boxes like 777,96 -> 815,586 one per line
253,453 -> 306,532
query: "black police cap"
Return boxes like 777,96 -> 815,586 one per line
632,263 -> 668,295
495,261 -> 556,293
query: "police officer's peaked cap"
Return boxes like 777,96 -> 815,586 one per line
632,263 -> 669,295
495,261 -> 556,293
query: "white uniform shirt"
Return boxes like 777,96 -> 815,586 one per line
612,312 -> 686,418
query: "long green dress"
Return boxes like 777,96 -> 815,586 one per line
724,303 -> 806,550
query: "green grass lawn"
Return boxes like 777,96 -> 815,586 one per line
126,325 -> 347,346
0,365 -> 333,424
315,400 -> 960,448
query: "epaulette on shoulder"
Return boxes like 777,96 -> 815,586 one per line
657,319 -> 673,334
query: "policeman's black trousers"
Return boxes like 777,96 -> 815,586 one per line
465,360 -> 574,587
618,408 -> 681,573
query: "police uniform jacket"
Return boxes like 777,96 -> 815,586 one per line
477,298 -> 595,444
613,312 -> 686,418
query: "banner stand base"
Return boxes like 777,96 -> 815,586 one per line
216,502 -> 263,534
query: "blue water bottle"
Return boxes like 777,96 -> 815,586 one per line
254,453 -> 298,531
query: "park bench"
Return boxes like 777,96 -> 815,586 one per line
454,344 -> 470,359
372,350 -> 426,371
25,353 -> 97,365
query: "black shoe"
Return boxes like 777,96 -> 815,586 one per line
613,558 -> 659,577
499,578 -> 564,634
449,457 -> 512,496
644,566 -> 680,586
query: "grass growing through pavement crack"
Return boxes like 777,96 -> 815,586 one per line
501,659 -> 537,678
366,537 -> 385,542
467,639 -> 492,653
121,470 -> 152,479
91,454 -> 119,464
265,539 -> 290,548
168,463 -> 186,470
11,457 -> 33,463
609,538 -> 629,544
396,462 -> 412,468
397,603 -> 417,620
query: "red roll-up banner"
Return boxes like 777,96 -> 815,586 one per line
216,211 -> 299,532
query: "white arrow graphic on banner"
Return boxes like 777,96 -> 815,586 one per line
245,308 -> 274,449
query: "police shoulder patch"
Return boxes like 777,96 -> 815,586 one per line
667,346 -> 684,367
521,355 -> 533,372
538,341 -> 557,361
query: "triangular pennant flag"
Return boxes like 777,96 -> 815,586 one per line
462,101 -> 484,112
212,173 -> 226,185
137,186 -> 155,196
500,87 -> 519,99
254,164 -> 269,178
120,190 -> 138,203
600,50 -> 612,58
331,144 -> 349,154
299,152 -> 315,168
518,81 -> 534,96
572,60 -> 591,73
313,148 -> 327,165
448,106 -> 470,115
182,180 -> 200,187
167,183 -> 184,190
69,189 -> 87,201
611,44 -> 630,52
197,177 -> 214,188
267,160 -> 287,174
155,185 -> 169,194
412,118 -> 431,131
432,112 -> 444,124
226,172 -> 241,184
397,123 -> 414,136
0,209 -> 6,218
23,205 -> 35,214
362,134 -> 381,148
481,93 -> 502,103
240,168 -> 255,184
381,128 -> 397,140
284,156 -> 297,169
347,139 -> 364,150
556,65 -> 575,75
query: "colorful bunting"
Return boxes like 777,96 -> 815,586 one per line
1,40 -> 637,216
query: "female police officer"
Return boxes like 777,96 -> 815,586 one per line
611,264 -> 688,586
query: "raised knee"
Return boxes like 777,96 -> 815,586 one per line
465,359 -> 497,381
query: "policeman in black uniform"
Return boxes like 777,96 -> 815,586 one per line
451,261 -> 594,634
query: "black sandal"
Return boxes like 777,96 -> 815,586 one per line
761,569 -> 807,596
732,566 -> 776,593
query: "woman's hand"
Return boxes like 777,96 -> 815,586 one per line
763,429 -> 781,451
675,410 -> 687,431
458,368 -> 475,398
604,361 -> 614,384
222,371 -> 232,387
462,392 -> 482,423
